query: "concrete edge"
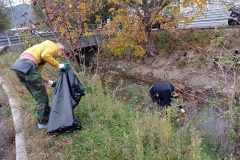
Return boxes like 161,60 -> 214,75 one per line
0,44 -> 24,54
0,46 -> 8,53
0,77 -> 27,160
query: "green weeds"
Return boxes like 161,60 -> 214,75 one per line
58,75 -> 206,159
155,29 -> 212,56
21,31 -> 42,49
155,31 -> 176,55
176,57 -> 188,68
0,51 -> 218,159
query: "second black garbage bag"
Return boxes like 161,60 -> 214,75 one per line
47,67 -> 85,134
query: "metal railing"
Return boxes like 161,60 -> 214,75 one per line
0,35 -> 22,46
0,32 -> 55,46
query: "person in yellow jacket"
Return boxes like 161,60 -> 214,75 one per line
11,40 -> 70,130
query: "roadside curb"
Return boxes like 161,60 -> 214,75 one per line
0,77 -> 27,160
0,46 -> 8,53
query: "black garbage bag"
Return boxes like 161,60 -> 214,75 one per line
47,67 -> 85,135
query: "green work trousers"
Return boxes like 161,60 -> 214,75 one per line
14,59 -> 50,124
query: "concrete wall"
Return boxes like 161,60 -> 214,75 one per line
0,44 -> 24,54
78,34 -> 104,48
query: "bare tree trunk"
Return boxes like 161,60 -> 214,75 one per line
146,31 -> 156,57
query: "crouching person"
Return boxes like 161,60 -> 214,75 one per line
149,82 -> 185,114
11,40 -> 70,130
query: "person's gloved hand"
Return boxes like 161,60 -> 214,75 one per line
58,63 -> 70,71
48,80 -> 57,87
180,108 -> 185,115
179,105 -> 185,115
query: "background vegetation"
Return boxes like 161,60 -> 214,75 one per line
1,0 -> 240,159
0,0 -> 11,32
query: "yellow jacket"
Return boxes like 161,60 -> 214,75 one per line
22,40 -> 60,81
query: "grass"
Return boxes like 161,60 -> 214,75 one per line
155,29 -> 213,58
0,80 -> 15,159
0,51 -> 215,160
0,85 -> 9,112
176,57 -> 188,69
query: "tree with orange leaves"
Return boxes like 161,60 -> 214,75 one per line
100,0 -> 210,57
27,0 -> 209,58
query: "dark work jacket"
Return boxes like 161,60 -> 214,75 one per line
149,82 -> 174,107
